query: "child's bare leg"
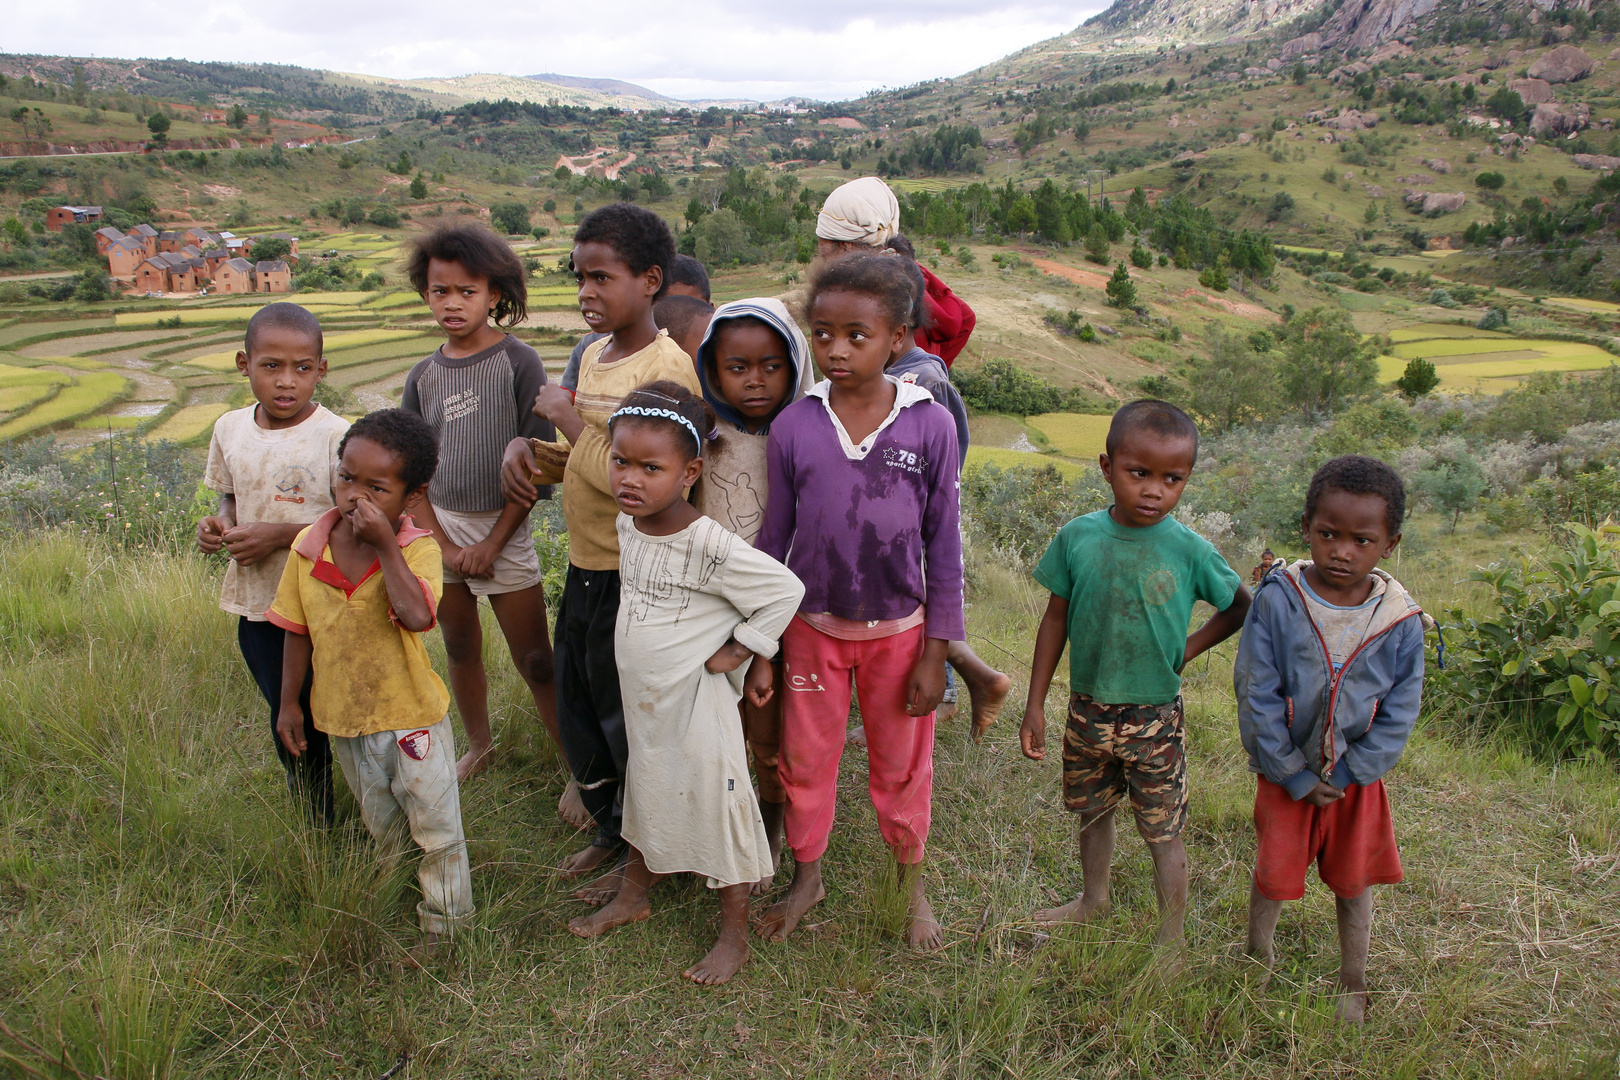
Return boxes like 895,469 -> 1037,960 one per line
1245,879 -> 1285,968
947,640 -> 1012,741
756,857 -> 825,942
438,583 -> 495,781
1034,808 -> 1115,926
488,586 -> 589,829
686,883 -> 752,984
1334,889 -> 1374,1023
1147,834 -> 1189,946
899,858 -> 942,951
568,847 -> 652,937
754,800 -> 786,895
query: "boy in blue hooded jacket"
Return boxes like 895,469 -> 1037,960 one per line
692,297 -> 813,887
1235,455 -> 1425,1024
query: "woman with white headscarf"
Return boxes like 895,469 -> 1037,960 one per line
814,177 -> 977,366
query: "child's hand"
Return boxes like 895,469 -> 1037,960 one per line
706,639 -> 753,674
276,705 -> 306,757
196,515 -> 229,554
220,522 -> 281,566
1303,781 -> 1346,807
533,383 -> 577,424
500,438 -> 540,506
743,653 -> 775,707
1019,705 -> 1047,760
905,653 -> 947,717
348,495 -> 397,550
454,539 -> 499,579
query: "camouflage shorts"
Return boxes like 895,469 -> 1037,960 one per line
1062,693 -> 1188,843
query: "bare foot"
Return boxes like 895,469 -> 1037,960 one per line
399,931 -> 443,970
567,889 -> 650,938
1032,895 -> 1111,928
907,891 -> 943,951
455,741 -> 494,782
558,842 -> 618,878
558,779 -> 591,830
964,668 -> 1012,742
684,929 -> 750,985
936,700 -> 959,721
756,868 -> 825,943
846,725 -> 867,748
573,865 -> 624,906
1335,983 -> 1369,1024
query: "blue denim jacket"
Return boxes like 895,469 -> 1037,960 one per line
1235,562 -> 1425,800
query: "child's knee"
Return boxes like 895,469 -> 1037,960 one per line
442,630 -> 483,665
519,644 -> 555,686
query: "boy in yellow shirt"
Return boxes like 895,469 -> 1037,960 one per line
270,408 -> 472,956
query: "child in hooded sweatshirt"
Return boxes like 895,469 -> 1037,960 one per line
691,297 -> 814,887
1235,455 -> 1425,1024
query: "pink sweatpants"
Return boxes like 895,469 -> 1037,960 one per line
779,617 -> 934,865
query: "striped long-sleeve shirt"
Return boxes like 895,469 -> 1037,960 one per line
401,334 -> 554,512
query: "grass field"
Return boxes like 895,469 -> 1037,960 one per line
0,369 -> 70,414
964,445 -> 1089,479
1380,337 -> 1620,392
0,519 -> 1613,1077
147,403 -> 231,445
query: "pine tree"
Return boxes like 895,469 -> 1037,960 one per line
1105,261 -> 1137,309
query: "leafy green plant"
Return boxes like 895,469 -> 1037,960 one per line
1395,356 -> 1440,399
1439,523 -> 1620,756
1526,466 -> 1620,528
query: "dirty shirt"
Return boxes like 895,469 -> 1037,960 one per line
1034,508 -> 1241,706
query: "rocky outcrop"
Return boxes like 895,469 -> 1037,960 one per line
1406,191 -> 1467,213
1281,32 -> 1322,57
1321,0 -> 1439,53
1573,153 -> 1620,170
1527,45 -> 1596,83
1529,101 -> 1591,135
1511,77 -> 1555,104
1305,107 -> 1380,130
1425,158 -> 1452,173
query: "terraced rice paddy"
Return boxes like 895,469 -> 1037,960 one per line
1026,412 -> 1112,459
1378,324 -> 1618,392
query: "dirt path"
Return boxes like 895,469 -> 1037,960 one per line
1176,288 -> 1281,323
1026,257 -> 1114,290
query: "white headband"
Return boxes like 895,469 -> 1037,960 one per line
609,405 -> 702,453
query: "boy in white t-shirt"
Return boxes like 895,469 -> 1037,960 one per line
198,303 -> 349,825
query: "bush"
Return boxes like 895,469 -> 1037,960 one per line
1129,244 -> 1152,269
1395,357 -> 1440,399
1438,523 -> 1620,757
960,463 -> 1107,565
1478,306 -> 1510,331
0,434 -> 203,552
951,358 -> 1095,416
1525,466 -> 1620,528
489,201 -> 531,235
1475,170 -> 1507,190
366,206 -> 402,229
1198,263 -> 1229,291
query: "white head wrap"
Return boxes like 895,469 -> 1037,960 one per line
815,177 -> 901,246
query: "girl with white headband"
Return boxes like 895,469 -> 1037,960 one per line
566,380 -> 804,988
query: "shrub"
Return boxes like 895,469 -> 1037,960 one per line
0,434 -> 202,552
489,201 -> 530,235
1438,523 -> 1620,757
1525,466 -> 1620,528
1478,306 -> 1510,330
1129,244 -> 1152,269
1198,263 -> 1229,291
1395,357 -> 1440,399
951,358 -> 1094,416
960,463 -> 1107,565
1105,261 -> 1137,308
366,206 -> 401,228
1475,170 -> 1507,190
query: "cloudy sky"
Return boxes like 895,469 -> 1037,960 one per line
3,0 -> 1110,102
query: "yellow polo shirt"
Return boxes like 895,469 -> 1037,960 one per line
268,508 -> 451,738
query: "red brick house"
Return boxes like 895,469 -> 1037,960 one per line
202,249 -> 230,277
106,237 -> 146,282
46,206 -> 103,232
126,224 -> 159,258
214,257 -> 254,294
134,253 -> 202,295
253,260 -> 291,293
94,226 -> 125,255
158,231 -> 185,254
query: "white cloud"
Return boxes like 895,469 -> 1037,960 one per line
5,0 -> 1112,102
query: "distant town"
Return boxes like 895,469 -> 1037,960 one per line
48,204 -> 297,297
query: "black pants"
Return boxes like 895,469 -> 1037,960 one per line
554,565 -> 627,848
238,616 -> 333,827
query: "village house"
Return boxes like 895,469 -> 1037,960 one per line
157,231 -> 185,254
183,226 -> 214,248
94,226 -> 125,255
126,224 -> 159,258
202,249 -> 230,277
46,206 -> 103,232
134,253 -> 202,296
213,257 -> 254,294
198,110 -> 227,123
105,237 -> 146,283
268,232 -> 301,257
253,260 -> 291,293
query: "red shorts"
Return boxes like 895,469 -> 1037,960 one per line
1253,775 -> 1403,901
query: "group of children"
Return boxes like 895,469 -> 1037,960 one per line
200,201 -> 1425,1013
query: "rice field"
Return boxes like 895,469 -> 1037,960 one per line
1379,332 -> 1619,392
964,445 -> 1089,479
1025,412 -> 1112,459
0,369 -> 70,413
147,403 -> 232,445
0,371 -> 131,440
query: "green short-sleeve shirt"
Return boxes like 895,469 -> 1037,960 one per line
1034,508 -> 1242,706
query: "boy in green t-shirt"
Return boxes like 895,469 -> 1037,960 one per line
1019,400 -> 1251,946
